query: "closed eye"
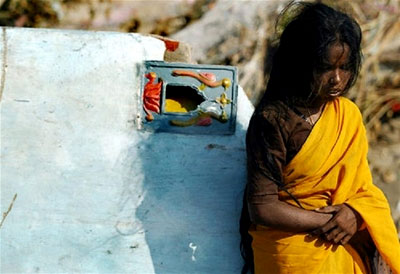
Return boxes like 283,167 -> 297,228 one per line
339,64 -> 351,71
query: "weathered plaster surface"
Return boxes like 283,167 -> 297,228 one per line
0,28 -> 7,101
0,27 -> 253,273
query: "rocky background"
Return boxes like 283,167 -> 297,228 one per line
0,0 -> 399,232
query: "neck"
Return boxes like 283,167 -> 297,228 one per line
292,98 -> 325,115
291,99 -> 326,126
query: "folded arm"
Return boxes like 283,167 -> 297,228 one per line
247,180 -> 333,232
246,108 -> 361,238
311,204 -> 363,244
246,110 -> 333,232
247,182 -> 362,242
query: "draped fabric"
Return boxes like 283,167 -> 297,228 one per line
250,97 -> 400,274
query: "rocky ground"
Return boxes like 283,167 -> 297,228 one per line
1,0 -> 399,231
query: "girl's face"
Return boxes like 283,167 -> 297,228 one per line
312,42 -> 352,102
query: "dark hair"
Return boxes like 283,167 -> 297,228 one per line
258,1 -> 362,108
240,2 -> 362,273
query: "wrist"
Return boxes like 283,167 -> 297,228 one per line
318,212 -> 333,226
344,204 -> 363,230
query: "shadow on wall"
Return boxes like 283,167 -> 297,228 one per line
132,120 -> 249,273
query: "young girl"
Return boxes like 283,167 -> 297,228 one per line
240,2 -> 400,274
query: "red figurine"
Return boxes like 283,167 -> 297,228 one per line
143,72 -> 162,121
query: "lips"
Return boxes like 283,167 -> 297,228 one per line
328,90 -> 342,97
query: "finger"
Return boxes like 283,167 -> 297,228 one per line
315,205 -> 340,214
340,235 -> 352,245
333,231 -> 347,244
312,222 -> 335,236
318,217 -> 339,234
310,228 -> 320,236
324,227 -> 341,242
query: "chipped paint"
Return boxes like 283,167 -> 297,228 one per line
0,27 -> 7,101
189,243 -> 197,261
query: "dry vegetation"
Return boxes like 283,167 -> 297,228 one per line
336,0 -> 400,143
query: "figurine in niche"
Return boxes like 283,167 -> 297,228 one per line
169,111 -> 213,127
170,101 -> 228,127
172,70 -> 231,91
199,101 -> 229,122
164,85 -> 206,113
164,80 -> 231,127
143,72 -> 162,121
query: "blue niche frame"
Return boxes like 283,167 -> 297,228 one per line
140,61 -> 238,135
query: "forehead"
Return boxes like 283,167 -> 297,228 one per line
327,42 -> 350,65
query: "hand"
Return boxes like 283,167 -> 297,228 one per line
310,204 -> 363,245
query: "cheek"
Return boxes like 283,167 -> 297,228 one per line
337,71 -> 351,88
342,71 -> 351,84
317,73 -> 331,86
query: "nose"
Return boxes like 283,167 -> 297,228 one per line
329,69 -> 341,85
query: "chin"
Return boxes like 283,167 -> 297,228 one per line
322,89 -> 344,101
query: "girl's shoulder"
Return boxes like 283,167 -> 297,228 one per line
249,100 -> 311,144
253,100 -> 308,129
254,100 -> 291,123
248,100 -> 312,163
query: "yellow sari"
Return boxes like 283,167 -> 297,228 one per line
250,97 -> 400,274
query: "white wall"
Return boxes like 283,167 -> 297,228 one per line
0,27 -> 253,273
